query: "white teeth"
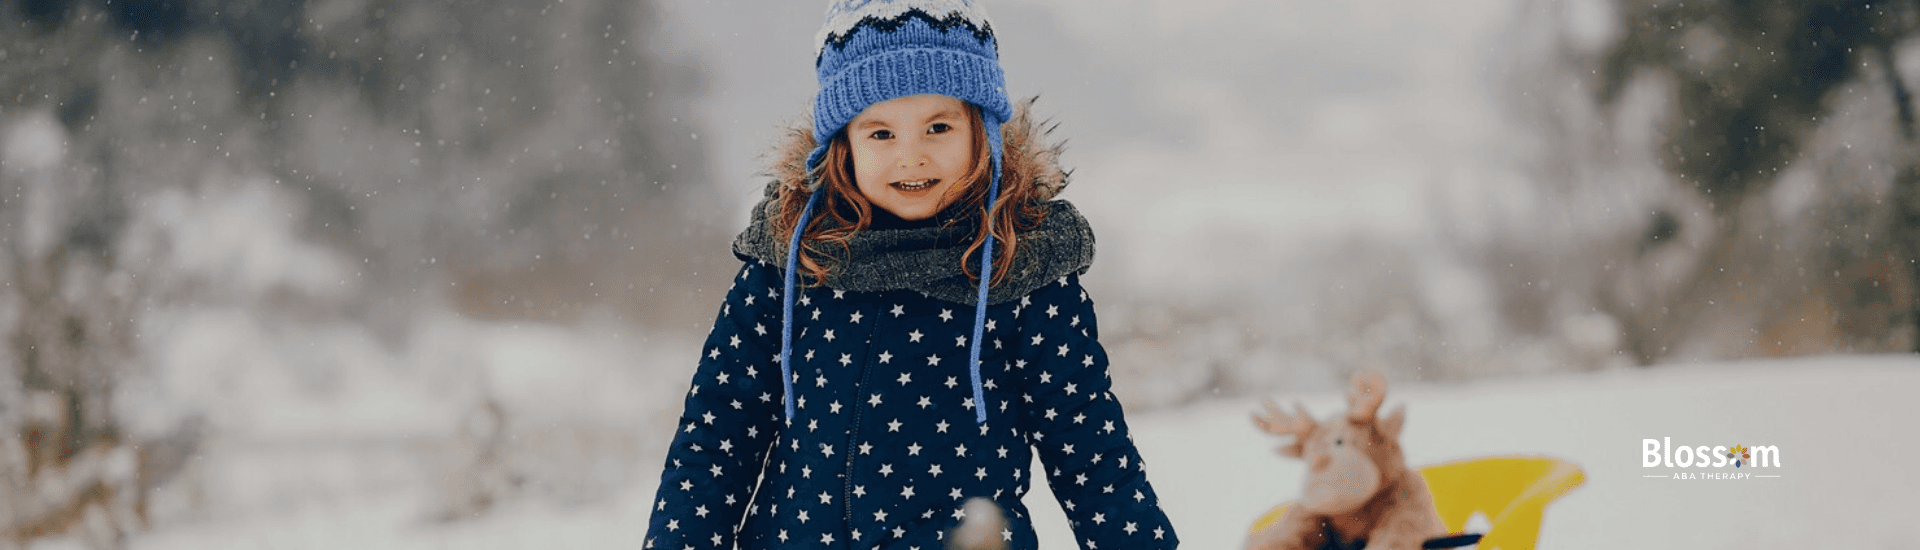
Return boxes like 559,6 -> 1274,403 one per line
894,179 -> 935,190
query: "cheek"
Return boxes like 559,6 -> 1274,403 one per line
928,143 -> 977,202
849,145 -> 884,192
938,140 -> 977,174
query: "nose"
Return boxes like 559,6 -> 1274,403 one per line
898,139 -> 929,168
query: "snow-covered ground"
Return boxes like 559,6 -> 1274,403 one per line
1115,355 -> 1920,550
79,354 -> 1917,550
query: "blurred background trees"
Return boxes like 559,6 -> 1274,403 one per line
1588,0 -> 1920,361
2,0 -> 721,544
1499,0 -> 1920,365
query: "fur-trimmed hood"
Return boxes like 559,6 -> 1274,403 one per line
732,98 -> 1094,306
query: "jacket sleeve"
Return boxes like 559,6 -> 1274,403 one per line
644,261 -> 786,550
1015,274 -> 1180,550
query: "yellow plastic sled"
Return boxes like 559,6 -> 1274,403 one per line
1248,455 -> 1585,550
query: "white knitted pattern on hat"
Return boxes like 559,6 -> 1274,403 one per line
814,0 -> 995,56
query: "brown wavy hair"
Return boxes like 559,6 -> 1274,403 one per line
772,102 -> 1050,288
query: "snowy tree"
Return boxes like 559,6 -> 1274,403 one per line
1,0 -> 712,543
1509,0 -> 1920,362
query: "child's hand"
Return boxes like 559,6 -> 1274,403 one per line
947,497 -> 1010,550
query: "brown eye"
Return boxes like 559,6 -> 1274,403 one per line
868,129 -> 894,140
927,123 -> 952,135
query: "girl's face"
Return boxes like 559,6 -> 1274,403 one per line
847,94 -> 977,221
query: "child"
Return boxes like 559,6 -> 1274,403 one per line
644,1 -> 1180,549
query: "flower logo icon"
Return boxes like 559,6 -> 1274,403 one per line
1728,445 -> 1750,468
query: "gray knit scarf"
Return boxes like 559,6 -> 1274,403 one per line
732,197 -> 1095,306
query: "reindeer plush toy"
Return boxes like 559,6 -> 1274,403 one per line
1245,372 -> 1457,550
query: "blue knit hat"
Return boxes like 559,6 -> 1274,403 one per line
782,0 -> 1013,425
806,0 -> 1012,172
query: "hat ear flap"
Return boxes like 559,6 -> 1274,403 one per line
806,142 -> 830,174
803,143 -> 832,193
986,113 -> 1005,192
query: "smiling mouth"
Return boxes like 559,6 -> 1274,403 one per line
893,179 -> 938,191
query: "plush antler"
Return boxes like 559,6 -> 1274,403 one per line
1254,400 -> 1316,437
1346,371 -> 1388,424
1254,399 -> 1319,459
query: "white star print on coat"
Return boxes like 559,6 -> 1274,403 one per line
644,262 -> 1178,550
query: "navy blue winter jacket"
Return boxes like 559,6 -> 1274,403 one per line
644,104 -> 1178,550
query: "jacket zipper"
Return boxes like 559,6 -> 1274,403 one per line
843,302 -> 880,545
